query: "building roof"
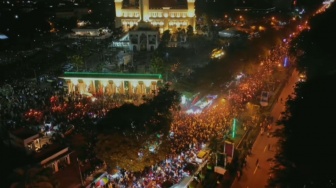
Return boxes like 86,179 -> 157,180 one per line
72,28 -> 101,32
149,0 -> 187,9
10,127 -> 39,140
131,22 -> 159,31
60,72 -> 162,80
33,144 -> 70,164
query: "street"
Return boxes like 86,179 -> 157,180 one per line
231,69 -> 299,188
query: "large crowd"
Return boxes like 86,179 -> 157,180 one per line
0,38 -> 292,188
102,42 -> 291,188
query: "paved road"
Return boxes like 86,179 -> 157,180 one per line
231,69 -> 299,188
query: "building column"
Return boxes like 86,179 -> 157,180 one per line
111,81 -> 116,94
164,16 -> 169,31
114,0 -> 123,28
143,80 -> 152,95
54,161 -> 59,172
67,81 -> 74,94
91,80 -> 96,94
66,155 -> 71,165
69,79 -> 79,94
101,80 -> 108,94
137,82 -> 145,95
114,80 -> 123,94
130,81 -> 139,95
84,80 -> 91,94
128,82 -> 133,95
150,82 -> 156,95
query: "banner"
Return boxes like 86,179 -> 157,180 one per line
224,141 -> 234,158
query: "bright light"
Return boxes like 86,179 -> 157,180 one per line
284,57 -> 289,67
232,118 -> 236,138
211,48 -> 225,59
186,109 -> 202,114
149,146 -> 155,152
181,95 -> 186,104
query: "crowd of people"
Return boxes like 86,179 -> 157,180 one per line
91,43 -> 292,187
119,43 -> 291,187
0,40 -> 292,188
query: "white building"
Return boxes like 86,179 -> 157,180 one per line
115,0 -> 196,33
60,72 -> 163,96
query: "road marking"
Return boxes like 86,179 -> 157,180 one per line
278,114 -> 282,120
253,166 -> 258,174
264,145 -> 267,152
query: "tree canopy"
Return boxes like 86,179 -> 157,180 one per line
95,84 -> 181,172
289,4 -> 336,78
69,55 -> 84,71
269,3 -> 336,187
9,167 -> 59,188
150,55 -> 165,74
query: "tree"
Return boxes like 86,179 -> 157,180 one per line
199,13 -> 213,35
79,45 -> 91,70
289,4 -> 336,79
150,55 -> 164,74
159,30 -> 171,49
269,75 -> 336,188
187,25 -> 194,36
69,55 -> 84,71
269,4 -> 336,187
95,84 -> 181,172
9,167 -> 60,188
95,133 -> 171,172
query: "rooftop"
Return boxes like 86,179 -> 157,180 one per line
60,72 -> 163,80
10,127 -> 39,140
131,21 -> 158,31
149,0 -> 187,9
32,144 -> 70,164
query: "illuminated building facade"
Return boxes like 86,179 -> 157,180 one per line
60,72 -> 163,96
115,0 -> 196,33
